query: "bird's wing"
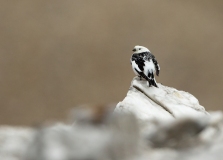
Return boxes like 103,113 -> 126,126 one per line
132,54 -> 149,80
143,53 -> 160,76
152,58 -> 160,76
132,54 -> 145,71
134,68 -> 149,81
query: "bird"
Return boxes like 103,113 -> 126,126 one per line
130,45 -> 160,88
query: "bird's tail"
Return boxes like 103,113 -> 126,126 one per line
148,72 -> 158,88
148,79 -> 158,88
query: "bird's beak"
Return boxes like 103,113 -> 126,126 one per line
132,49 -> 136,52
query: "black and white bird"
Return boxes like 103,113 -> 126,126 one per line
131,45 -> 160,88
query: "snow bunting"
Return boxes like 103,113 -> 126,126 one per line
131,45 -> 160,87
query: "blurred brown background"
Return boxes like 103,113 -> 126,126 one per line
0,1 -> 222,125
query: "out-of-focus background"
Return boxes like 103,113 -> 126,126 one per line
0,1 -> 222,125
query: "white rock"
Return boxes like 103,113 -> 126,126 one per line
0,110 -> 223,160
115,77 -> 208,122
0,126 -> 35,160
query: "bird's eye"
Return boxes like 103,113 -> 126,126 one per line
139,48 -> 141,50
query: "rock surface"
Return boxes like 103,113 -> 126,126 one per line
0,79 -> 222,160
0,109 -> 223,160
115,77 -> 208,123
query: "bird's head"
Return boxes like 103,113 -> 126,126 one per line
132,45 -> 150,53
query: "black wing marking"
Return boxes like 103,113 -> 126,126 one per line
148,72 -> 158,87
152,58 -> 160,76
132,54 -> 145,71
140,52 -> 155,60
134,68 -> 149,81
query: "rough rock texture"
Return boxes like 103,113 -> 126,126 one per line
115,77 -> 208,123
